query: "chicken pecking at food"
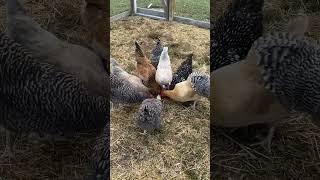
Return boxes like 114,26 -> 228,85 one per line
188,72 -> 210,98
211,0 -> 264,71
136,95 -> 163,134
169,54 -> 193,90
155,47 -> 173,90
111,58 -> 153,104
134,41 -> 161,95
162,71 -> 209,109
150,37 -> 163,68
211,17 -> 320,152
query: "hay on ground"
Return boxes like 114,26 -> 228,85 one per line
110,16 -> 210,179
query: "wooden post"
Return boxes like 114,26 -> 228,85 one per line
167,0 -> 174,21
161,0 -> 168,19
131,0 -> 137,15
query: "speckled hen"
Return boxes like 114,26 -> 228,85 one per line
86,124 -> 109,180
0,32 -> 109,157
169,54 -> 193,90
111,58 -> 152,104
253,32 -> 320,127
188,72 -> 210,98
136,96 -> 162,133
150,37 -> 163,68
211,0 -> 264,71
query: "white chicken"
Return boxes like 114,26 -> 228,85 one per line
155,47 -> 172,89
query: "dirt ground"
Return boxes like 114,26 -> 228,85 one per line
211,0 -> 320,179
110,16 -> 210,179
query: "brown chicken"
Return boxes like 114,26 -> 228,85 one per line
162,79 -> 201,109
134,41 -> 161,95
211,15 -> 316,152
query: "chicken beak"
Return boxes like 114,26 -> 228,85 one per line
156,95 -> 161,100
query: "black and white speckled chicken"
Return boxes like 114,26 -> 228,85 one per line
211,27 -> 320,152
211,0 -> 264,71
0,32 -> 109,157
6,0 -> 109,97
169,54 -> 193,90
150,37 -> 163,68
111,58 -> 153,104
136,95 -> 162,133
188,72 -> 210,98
253,32 -> 320,127
86,124 -> 109,180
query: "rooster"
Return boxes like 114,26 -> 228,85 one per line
155,47 -> 173,89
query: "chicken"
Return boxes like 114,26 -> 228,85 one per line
136,95 -> 162,133
188,72 -> 210,98
86,124 -> 109,180
150,37 -> 163,68
0,32 -> 109,157
211,0 -> 264,71
111,58 -> 153,104
169,54 -> 193,90
211,18 -> 319,152
6,0 -> 109,97
162,79 -> 201,109
155,47 -> 173,89
134,41 -> 161,95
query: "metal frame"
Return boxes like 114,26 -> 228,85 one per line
111,0 -> 209,29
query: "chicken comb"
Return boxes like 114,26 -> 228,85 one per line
135,41 -> 145,58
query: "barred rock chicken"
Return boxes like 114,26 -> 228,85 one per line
86,124 -> 109,180
136,95 -> 162,133
169,54 -> 193,90
111,58 -> 153,104
211,25 -> 320,152
188,72 -> 210,98
211,0 -> 264,71
134,41 -> 161,95
0,32 -> 109,157
6,0 -> 109,97
155,47 -> 173,89
150,37 -> 163,68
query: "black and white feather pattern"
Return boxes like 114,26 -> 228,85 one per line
169,54 -> 193,90
136,98 -> 162,132
86,124 -> 109,180
188,72 -> 210,98
211,0 -> 264,71
111,58 -> 152,104
150,38 -> 163,68
253,32 -> 320,118
0,32 -> 109,135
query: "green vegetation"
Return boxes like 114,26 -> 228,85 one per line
111,0 -> 209,21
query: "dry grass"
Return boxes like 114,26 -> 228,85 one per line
110,16 -> 210,179
0,0 -> 99,179
211,0 -> 320,179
